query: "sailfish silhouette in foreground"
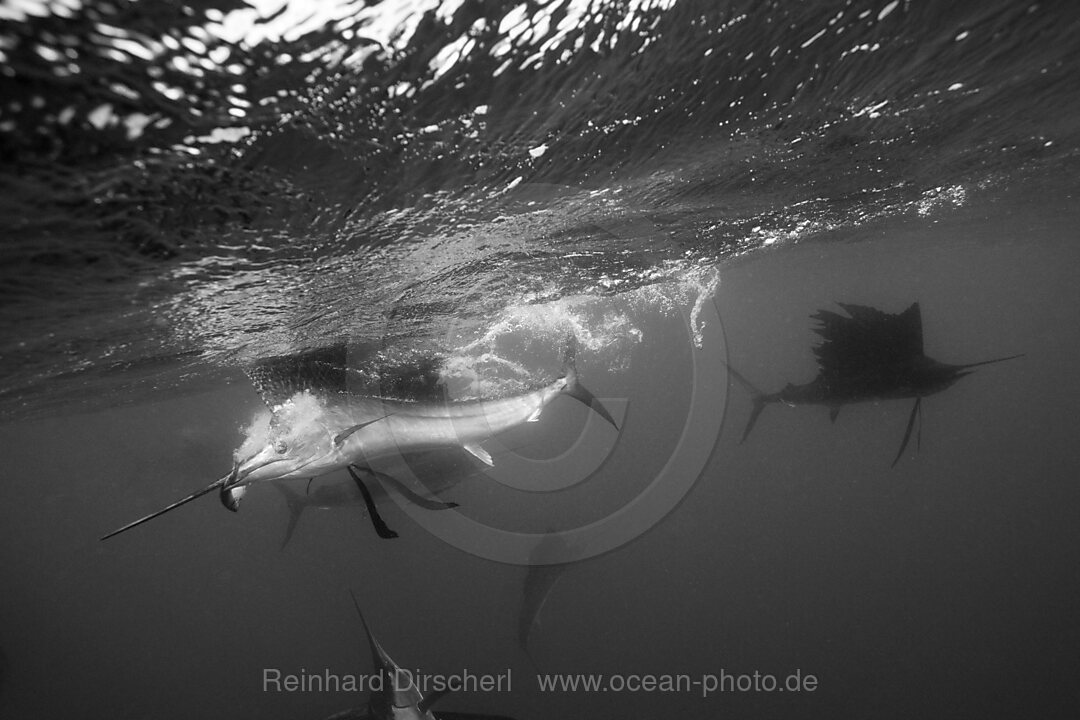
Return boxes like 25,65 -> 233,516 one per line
326,592 -> 516,720
725,302 -> 1022,466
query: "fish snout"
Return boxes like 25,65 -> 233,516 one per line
233,443 -> 292,484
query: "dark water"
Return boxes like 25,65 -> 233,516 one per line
2,1 -> 1079,718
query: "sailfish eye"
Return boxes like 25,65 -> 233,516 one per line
274,440 -> 288,454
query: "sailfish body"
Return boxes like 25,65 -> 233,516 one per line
327,593 -> 516,720
727,302 -> 1021,465
221,345 -> 617,510
102,341 -> 617,540
238,374 -> 591,486
329,598 -> 436,720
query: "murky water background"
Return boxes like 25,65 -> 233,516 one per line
2,1 -> 1079,718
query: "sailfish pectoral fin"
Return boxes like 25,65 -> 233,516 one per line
369,471 -> 460,511
829,406 -> 840,423
347,465 -> 398,539
463,442 -> 493,466
916,397 -> 923,452
891,397 -> 922,468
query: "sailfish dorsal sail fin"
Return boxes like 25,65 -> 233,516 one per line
811,302 -> 925,379
245,344 -> 350,409
245,343 -> 449,409
886,301 -> 924,357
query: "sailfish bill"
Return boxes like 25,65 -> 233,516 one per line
99,474 -> 231,541
724,302 -> 1023,465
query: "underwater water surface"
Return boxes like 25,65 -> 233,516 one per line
2,1 -> 1079,718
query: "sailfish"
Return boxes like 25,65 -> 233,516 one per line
102,340 -> 617,540
725,302 -> 1022,465
326,592 -> 516,720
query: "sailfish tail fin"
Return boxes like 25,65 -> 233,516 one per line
560,337 -> 619,430
721,361 -> 770,443
741,394 -> 769,444
273,482 -> 306,551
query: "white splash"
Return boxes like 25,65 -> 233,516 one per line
235,407 -> 273,462
435,264 -> 720,399
234,391 -> 328,461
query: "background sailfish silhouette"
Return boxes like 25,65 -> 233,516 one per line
725,302 -> 1022,465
